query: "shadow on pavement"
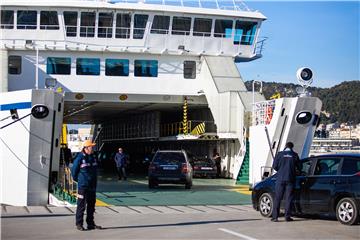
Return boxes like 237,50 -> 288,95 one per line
101,218 -> 262,230
2,214 -> 73,219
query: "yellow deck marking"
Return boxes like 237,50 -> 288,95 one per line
229,185 -> 252,195
233,189 -> 252,195
96,199 -> 109,206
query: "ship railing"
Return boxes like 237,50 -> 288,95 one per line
115,26 -> 131,38
0,24 -> 14,29
62,24 -> 260,56
65,25 -> 77,37
253,36 -> 267,56
40,24 -> 60,30
150,28 -> 170,35
16,24 -> 37,30
65,25 -> 132,38
160,120 -> 211,136
64,166 -> 78,196
98,26 -> 114,38
192,31 -> 211,37
80,26 -> 96,37
160,121 -> 192,136
133,27 -> 147,39
102,0 -> 252,12
3,31 -> 262,59
252,99 -> 276,126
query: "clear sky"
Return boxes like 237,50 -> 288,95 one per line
238,1 -> 360,88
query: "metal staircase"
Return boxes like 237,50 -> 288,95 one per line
236,139 -> 250,184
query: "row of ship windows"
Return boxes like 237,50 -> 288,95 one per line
8,56 -> 197,79
1,10 -> 257,45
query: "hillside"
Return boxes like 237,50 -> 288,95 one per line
244,80 -> 360,124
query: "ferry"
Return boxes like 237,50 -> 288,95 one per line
0,0 -> 321,206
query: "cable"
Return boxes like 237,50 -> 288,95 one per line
0,135 -> 49,179
0,113 -> 31,129
19,120 -> 51,144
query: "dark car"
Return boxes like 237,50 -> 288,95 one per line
252,154 -> 360,225
148,150 -> 193,189
191,158 -> 217,178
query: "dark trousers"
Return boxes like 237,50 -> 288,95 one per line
117,166 -> 127,180
75,189 -> 96,226
272,181 -> 294,219
216,163 -> 221,177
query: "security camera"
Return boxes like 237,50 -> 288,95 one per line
296,67 -> 313,86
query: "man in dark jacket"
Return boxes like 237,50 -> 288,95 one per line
72,140 -> 102,231
271,142 -> 300,222
114,147 -> 127,180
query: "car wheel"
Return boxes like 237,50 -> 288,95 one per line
259,193 -> 274,217
336,198 -> 359,225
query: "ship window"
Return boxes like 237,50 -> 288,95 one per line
40,11 -> 59,30
184,61 -> 196,79
105,59 -> 129,76
1,10 -> 14,29
214,19 -> 233,38
115,13 -> 131,38
193,18 -> 212,37
17,10 -> 37,29
64,11 -> 78,37
98,12 -> 113,38
47,57 -> 71,75
172,17 -> 191,35
134,60 -> 158,77
151,15 -> 170,34
234,21 -> 257,45
8,56 -> 21,75
76,58 -> 100,75
133,14 -> 148,39
80,12 -> 96,37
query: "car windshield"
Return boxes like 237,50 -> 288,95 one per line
153,152 -> 185,164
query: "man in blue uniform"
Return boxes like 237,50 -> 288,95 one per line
271,142 -> 300,222
72,140 -> 102,231
114,147 -> 127,180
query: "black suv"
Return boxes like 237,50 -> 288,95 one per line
148,150 -> 193,189
252,154 -> 360,225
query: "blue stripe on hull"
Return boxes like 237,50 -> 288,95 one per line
0,102 -> 32,111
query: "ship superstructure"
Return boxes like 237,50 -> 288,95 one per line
0,0 -> 321,206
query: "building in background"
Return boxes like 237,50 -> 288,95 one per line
67,128 -> 92,153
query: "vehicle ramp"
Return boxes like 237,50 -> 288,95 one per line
200,56 -> 264,179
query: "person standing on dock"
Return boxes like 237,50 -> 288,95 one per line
72,140 -> 102,231
114,147 -> 127,180
271,142 -> 300,222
